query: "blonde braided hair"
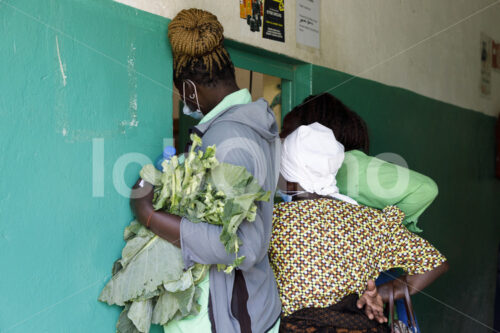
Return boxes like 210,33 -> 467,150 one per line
168,8 -> 231,80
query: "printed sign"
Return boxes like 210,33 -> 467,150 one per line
296,0 -> 320,49
480,33 -> 492,96
263,0 -> 285,42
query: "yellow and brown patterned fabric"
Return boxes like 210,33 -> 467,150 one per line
269,198 -> 446,316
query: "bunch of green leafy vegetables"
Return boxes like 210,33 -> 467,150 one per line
99,134 -> 270,333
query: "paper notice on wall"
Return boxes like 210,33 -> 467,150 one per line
296,0 -> 320,49
263,0 -> 285,42
480,33 -> 492,97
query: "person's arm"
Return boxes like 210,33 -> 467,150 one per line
131,122 -> 277,271
130,180 -> 181,247
376,206 -> 449,301
337,150 -> 438,232
129,175 -> 265,269
377,261 -> 449,303
179,123 -> 276,271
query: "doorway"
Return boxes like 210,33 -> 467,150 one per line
172,68 -> 282,153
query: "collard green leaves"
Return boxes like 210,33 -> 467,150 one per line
99,224 -> 206,332
99,134 -> 270,332
99,233 -> 185,306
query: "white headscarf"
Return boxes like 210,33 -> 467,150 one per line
280,122 -> 357,205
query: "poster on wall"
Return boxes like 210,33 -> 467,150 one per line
262,0 -> 285,42
480,33 -> 492,97
240,0 -> 264,34
296,0 -> 320,49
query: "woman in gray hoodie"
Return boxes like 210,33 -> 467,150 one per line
130,8 -> 281,333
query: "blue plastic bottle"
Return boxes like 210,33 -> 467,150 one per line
155,146 -> 176,171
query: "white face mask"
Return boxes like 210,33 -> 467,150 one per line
182,104 -> 204,120
182,79 -> 204,120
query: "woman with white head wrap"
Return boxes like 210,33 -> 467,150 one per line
270,123 -> 448,332
280,122 -> 357,205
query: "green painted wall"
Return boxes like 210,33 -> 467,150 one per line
311,66 -> 500,332
0,1 -> 171,332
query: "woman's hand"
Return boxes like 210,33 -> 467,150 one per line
130,178 -> 154,224
357,280 -> 387,323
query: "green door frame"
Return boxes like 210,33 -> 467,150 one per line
225,39 -> 312,123
178,39 -> 313,151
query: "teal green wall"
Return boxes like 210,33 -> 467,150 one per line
0,1 -> 171,332
312,66 -> 500,332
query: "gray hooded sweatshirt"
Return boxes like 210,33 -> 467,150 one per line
180,98 -> 282,332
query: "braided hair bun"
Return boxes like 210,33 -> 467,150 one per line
168,8 -> 231,79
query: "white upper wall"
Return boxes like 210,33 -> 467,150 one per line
322,0 -> 500,117
116,0 -> 500,117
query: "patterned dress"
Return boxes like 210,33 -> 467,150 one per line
269,198 -> 446,317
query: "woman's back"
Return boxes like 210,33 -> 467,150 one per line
269,198 -> 446,316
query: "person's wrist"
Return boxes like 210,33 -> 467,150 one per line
146,209 -> 155,228
377,282 -> 391,303
394,276 -> 407,300
137,204 -> 154,226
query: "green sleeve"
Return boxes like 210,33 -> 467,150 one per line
336,150 -> 438,232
